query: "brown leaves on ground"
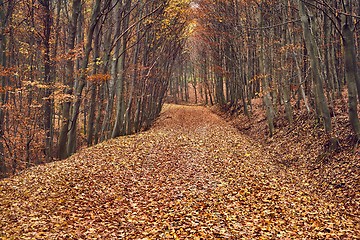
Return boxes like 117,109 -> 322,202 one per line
0,104 -> 359,239
220,93 -> 360,230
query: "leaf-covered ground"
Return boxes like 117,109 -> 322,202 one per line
0,104 -> 359,239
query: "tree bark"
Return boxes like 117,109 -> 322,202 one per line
297,0 -> 332,133
39,0 -> 53,160
67,0 -> 101,156
58,0 -> 81,159
342,0 -> 360,139
0,0 -> 8,176
259,6 -> 275,136
86,22 -> 101,146
112,0 -> 130,138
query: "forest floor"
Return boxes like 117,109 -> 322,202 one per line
0,104 -> 359,239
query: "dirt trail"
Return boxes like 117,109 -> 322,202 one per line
0,104 -> 359,239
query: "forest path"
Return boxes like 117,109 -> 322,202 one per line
0,104 -> 358,239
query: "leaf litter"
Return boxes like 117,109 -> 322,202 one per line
0,104 -> 359,239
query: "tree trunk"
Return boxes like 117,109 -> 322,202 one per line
97,3 -> 115,142
293,52 -> 311,113
39,0 -> 53,160
94,85 -> 105,144
215,39 -> 225,105
86,22 -> 101,146
0,0 -> 8,176
323,15 -> 335,104
67,0 -> 101,156
281,26 -> 293,124
297,0 -> 332,133
342,0 -> 360,139
58,0 -> 81,159
112,0 -> 130,138
259,6 -> 275,137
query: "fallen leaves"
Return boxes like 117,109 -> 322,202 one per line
0,104 -> 359,239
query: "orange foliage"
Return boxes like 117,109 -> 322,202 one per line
86,73 -> 111,83
0,67 -> 16,77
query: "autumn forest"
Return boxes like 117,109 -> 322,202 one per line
0,0 -> 360,238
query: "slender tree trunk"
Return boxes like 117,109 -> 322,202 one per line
215,39 -> 225,105
330,35 -> 340,96
58,0 -> 81,159
67,0 -> 101,156
86,23 -> 101,146
123,2 -> 149,135
39,0 -> 53,160
94,85 -> 105,144
259,6 -> 275,136
282,26 -> 293,124
323,15 -> 335,104
192,69 -> 198,104
96,4 -> 114,142
112,0 -> 130,138
342,0 -> 360,139
297,0 -> 332,133
293,52 -> 311,113
124,36 -> 140,135
0,0 -> 8,176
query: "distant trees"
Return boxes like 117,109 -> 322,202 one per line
0,0 -> 190,177
170,0 -> 360,140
